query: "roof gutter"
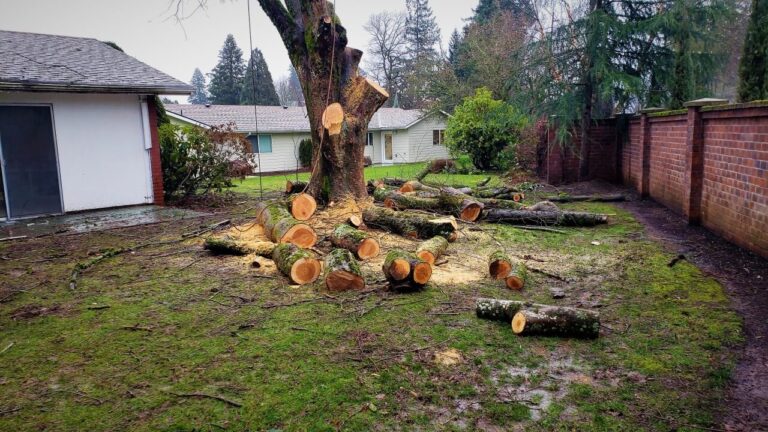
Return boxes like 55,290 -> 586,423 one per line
0,82 -> 193,95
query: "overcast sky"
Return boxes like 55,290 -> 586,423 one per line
0,0 -> 477,93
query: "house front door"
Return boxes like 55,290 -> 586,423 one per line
383,132 -> 393,163
0,105 -> 63,219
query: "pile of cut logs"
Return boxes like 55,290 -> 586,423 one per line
204,161 -> 619,339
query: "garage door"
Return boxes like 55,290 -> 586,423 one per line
0,105 -> 63,218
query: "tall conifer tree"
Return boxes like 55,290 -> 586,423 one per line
188,68 -> 209,105
738,0 -> 768,101
208,34 -> 245,105
241,48 -> 280,105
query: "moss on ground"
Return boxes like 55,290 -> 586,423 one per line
0,199 -> 742,431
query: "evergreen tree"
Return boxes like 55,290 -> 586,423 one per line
737,0 -> 768,101
670,1 -> 695,108
473,0 -> 535,24
241,48 -> 280,105
208,34 -> 245,105
403,0 -> 441,108
188,68 -> 209,105
447,29 -> 463,70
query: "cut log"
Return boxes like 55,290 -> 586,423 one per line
478,197 -> 526,210
287,193 -> 317,221
416,236 -> 449,265
422,181 -> 471,193
204,237 -> 253,256
373,187 -> 395,202
348,215 -> 364,228
546,194 -> 626,203
505,263 -> 527,290
476,177 -> 491,187
324,248 -> 365,291
383,191 -> 483,222
382,249 -> 432,291
528,201 -> 559,212
380,177 -> 406,187
272,243 -> 322,285
476,298 -> 528,322
255,201 -> 318,248
286,180 -> 308,195
398,180 -> 440,194
482,209 -> 608,226
363,207 -> 458,241
414,162 -> 432,181
330,224 -> 380,260
474,187 -> 519,199
488,251 -> 513,279
511,306 -> 600,339
322,103 -> 345,136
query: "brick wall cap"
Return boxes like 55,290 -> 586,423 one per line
639,107 -> 667,114
684,98 -> 729,107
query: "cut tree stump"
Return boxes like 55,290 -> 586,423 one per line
416,236 -> 449,265
546,194 -> 626,203
286,180 -> 308,195
512,305 -> 600,339
330,224 -> 380,260
324,248 -> 365,291
482,209 -> 608,226
382,249 -> 432,291
256,201 -> 318,248
287,193 -> 317,221
363,207 -> 458,241
505,263 -> 527,290
272,243 -> 322,285
488,251 -> 513,279
383,191 -> 483,222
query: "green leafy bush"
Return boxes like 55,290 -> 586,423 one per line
298,138 -> 313,168
445,87 -> 528,170
159,123 -> 249,200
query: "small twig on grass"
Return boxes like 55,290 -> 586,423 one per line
511,225 -> 567,234
0,236 -> 27,242
0,289 -> 26,303
0,342 -> 14,355
120,325 -> 154,332
525,265 -> 568,282
86,305 -> 111,310
0,407 -> 21,416
168,392 -> 242,408
181,219 -> 231,238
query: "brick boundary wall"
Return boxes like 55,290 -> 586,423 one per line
538,101 -> 768,258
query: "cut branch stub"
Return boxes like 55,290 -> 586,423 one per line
488,251 -> 513,279
347,214 -> 364,228
288,193 -> 317,221
511,305 -> 600,339
321,103 -> 345,136
330,224 -> 380,260
255,201 -> 317,248
325,248 -> 365,291
416,236 -> 449,265
272,243 -> 322,285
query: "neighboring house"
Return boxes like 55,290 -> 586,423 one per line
0,30 -> 191,220
164,104 -> 450,173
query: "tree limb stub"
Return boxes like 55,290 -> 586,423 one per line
322,103 -> 344,136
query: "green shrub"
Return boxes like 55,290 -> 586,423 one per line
159,123 -> 249,200
445,87 -> 528,170
298,138 -> 313,168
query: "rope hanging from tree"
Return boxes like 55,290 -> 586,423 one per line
247,0 -> 264,199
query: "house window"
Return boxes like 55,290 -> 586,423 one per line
367,132 -> 374,146
248,134 -> 272,153
433,129 -> 445,146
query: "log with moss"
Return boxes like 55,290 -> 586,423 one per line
383,191 -> 483,222
505,263 -> 527,290
287,193 -> 317,221
255,201 -> 318,248
285,180 -> 308,195
546,194 -> 626,203
363,206 -> 458,241
372,187 -> 395,202
330,224 -> 380,260
324,248 -> 365,291
474,187 -> 520,199
204,237 -> 277,257
382,249 -> 432,291
482,209 -> 608,226
512,305 -> 600,339
271,243 -> 322,285
398,180 -> 440,194
476,177 -> 491,187
416,236 -> 449,265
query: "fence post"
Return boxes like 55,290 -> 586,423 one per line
682,98 -> 727,225
638,108 -> 664,198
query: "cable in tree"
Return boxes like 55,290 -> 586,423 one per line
247,0 -> 263,199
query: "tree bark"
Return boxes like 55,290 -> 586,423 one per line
416,236 -> 449,265
505,263 -> 527,290
512,306 -> 600,339
382,249 -> 432,291
204,237 -> 254,256
482,209 -> 608,226
286,180 -> 308,195
258,0 -> 389,202
330,224 -> 380,260
363,206 -> 459,241
272,243 -> 322,285
383,191 -> 483,222
255,201 -> 318,248
324,248 -> 365,291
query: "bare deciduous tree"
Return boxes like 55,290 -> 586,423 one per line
364,11 -> 408,106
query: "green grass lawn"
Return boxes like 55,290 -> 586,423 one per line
230,163 -> 504,195
0,197 -> 742,431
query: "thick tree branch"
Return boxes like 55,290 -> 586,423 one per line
257,0 -> 300,52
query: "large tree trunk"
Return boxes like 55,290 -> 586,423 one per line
259,0 -> 389,202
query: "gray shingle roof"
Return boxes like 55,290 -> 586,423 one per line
0,30 -> 192,94
164,104 -> 431,133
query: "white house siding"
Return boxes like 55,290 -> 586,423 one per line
376,130 -> 410,164
250,132 -> 310,173
0,92 -> 154,212
365,131 -> 381,164
408,113 -> 450,162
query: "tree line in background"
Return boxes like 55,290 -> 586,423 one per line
187,34 -> 305,107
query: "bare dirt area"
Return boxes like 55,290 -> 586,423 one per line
553,181 -> 768,431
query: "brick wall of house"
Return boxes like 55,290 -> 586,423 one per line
647,115 -> 688,214
147,97 -> 165,206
